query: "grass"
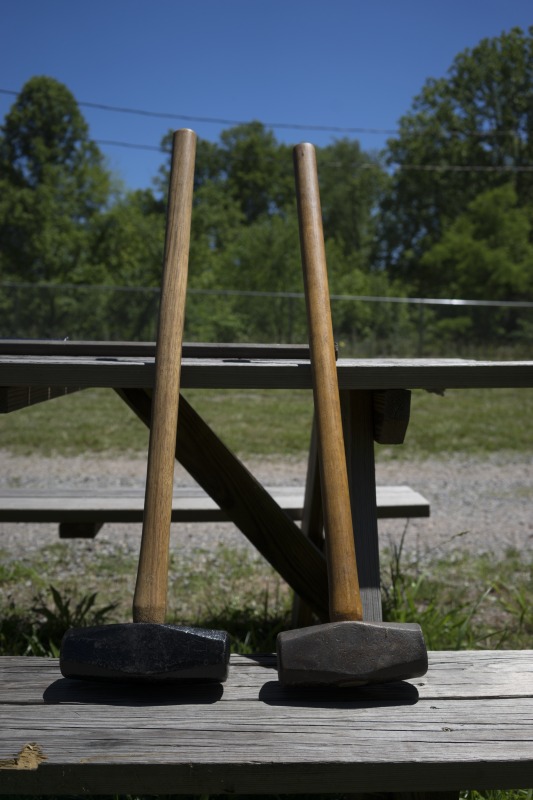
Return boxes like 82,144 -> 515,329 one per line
0,386 -> 532,458
1,538 -> 531,657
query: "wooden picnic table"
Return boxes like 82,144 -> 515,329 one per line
1,342 -> 533,795
1,343 -> 533,623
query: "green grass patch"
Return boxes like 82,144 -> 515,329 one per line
1,541 -> 531,657
391,387 -> 533,459
0,386 -> 532,458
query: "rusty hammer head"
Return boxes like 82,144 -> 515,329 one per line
60,623 -> 230,683
277,620 -> 427,687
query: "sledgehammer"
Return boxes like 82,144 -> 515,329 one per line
60,130 -> 229,683
276,144 -> 427,687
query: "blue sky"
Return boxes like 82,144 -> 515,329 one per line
1,0 -> 531,191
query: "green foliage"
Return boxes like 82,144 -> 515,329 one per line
421,184 -> 533,301
155,121 -> 390,345
0,77 -> 115,338
0,77 -> 111,282
381,26 -> 533,293
381,534 -> 503,650
0,585 -> 118,656
317,138 -> 388,261
2,44 -> 533,351
382,539 -> 532,651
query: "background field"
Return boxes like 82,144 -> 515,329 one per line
1,385 -> 532,458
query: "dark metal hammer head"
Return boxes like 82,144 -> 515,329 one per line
277,620 -> 427,687
60,623 -> 230,683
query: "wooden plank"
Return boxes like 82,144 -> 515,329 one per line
0,486 -> 430,524
0,385 -> 81,413
291,422 -> 324,627
0,652 -> 531,794
373,388 -> 411,444
0,339 -> 313,360
1,355 -> 533,392
0,339 -> 309,359
341,390 -> 382,622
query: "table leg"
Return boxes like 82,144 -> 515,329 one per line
340,389 -> 382,622
291,418 -> 324,627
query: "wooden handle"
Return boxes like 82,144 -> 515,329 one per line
293,143 -> 363,622
133,129 -> 197,623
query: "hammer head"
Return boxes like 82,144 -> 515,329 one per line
277,620 -> 427,687
60,623 -> 230,683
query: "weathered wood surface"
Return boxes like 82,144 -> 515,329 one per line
342,390 -> 382,622
373,388 -> 412,444
0,485 -> 430,524
0,339 -> 313,359
1,355 -> 533,394
0,384 -> 81,413
0,652 -> 531,794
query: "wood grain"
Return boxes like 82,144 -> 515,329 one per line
294,142 -> 362,622
341,389 -> 382,622
373,388 -> 412,444
2,356 -> 532,396
0,652 -> 531,794
134,129 -> 196,623
0,339 -> 313,359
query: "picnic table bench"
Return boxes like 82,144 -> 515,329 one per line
1,341 -> 532,795
0,484 -> 430,538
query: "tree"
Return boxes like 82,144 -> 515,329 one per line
0,76 -> 111,285
380,26 -> 533,291
157,122 -> 294,224
0,76 -> 113,337
317,139 -> 388,266
420,183 -> 533,299
219,122 -> 293,223
419,184 -> 533,345
85,190 -> 165,339
153,124 -> 396,345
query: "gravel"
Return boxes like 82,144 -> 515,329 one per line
0,450 -> 531,570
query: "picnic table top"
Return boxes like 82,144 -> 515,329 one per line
0,651 -> 531,795
1,351 -> 533,390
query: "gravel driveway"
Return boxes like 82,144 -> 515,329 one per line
0,450 -> 531,568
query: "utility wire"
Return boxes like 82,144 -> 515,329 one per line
3,280 -> 532,308
94,138 -> 533,173
0,86 -> 522,137
2,87 -> 531,172
0,87 -> 398,135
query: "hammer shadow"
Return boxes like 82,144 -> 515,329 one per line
43,678 -> 224,706
258,679 -> 419,709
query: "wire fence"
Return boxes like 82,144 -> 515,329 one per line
1,281 -> 532,358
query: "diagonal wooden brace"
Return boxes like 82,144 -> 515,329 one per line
117,387 -> 329,620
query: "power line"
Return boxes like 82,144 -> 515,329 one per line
0,87 -> 398,136
2,87 -> 531,173
0,86 -> 521,137
96,138 -> 165,153
394,163 -> 533,173
3,281 -> 532,308
94,138 -> 533,173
